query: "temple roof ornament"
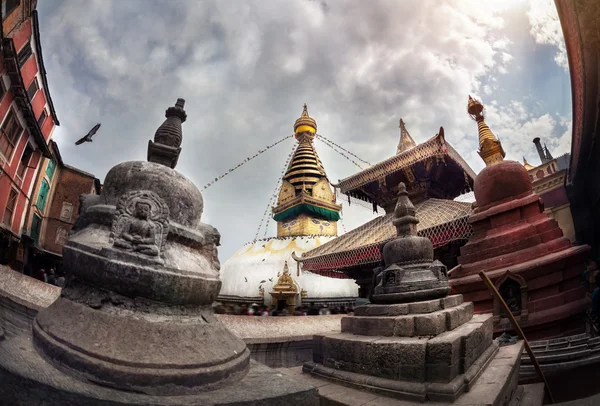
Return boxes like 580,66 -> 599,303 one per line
147,98 -> 187,169
397,119 -> 417,154
523,157 -> 535,170
467,95 -> 505,166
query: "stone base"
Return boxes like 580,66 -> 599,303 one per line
304,341 -> 524,405
0,334 -> 319,406
305,340 -> 498,402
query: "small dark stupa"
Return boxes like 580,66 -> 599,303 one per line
303,182 -> 522,403
0,99 -> 318,405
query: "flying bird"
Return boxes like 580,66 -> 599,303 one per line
269,278 -> 273,282
244,277 -> 248,282
75,123 -> 101,145
259,280 -> 266,284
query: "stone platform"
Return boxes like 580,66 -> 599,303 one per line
292,340 -> 527,405
0,333 -> 319,406
304,294 -> 505,402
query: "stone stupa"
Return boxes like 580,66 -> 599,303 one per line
303,183 -> 520,403
0,99 -> 318,405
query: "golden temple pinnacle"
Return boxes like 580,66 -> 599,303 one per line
467,95 -> 505,166
397,119 -> 417,154
523,157 -> 535,170
294,104 -> 317,141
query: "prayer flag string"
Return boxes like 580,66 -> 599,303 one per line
200,135 -> 293,193
315,133 -> 371,166
253,141 -> 298,243
315,136 -> 364,170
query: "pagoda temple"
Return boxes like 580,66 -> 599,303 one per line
449,96 -> 590,340
218,105 -> 358,308
297,119 -> 477,298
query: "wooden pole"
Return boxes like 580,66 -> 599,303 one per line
447,264 -> 462,277
477,271 -> 555,404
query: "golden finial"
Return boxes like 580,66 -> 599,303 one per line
397,119 -> 417,154
523,157 -> 535,170
294,104 -> 317,141
467,95 -> 505,166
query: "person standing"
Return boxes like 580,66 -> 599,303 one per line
38,268 -> 47,283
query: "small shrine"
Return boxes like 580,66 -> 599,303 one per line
303,182 -> 523,403
270,261 -> 304,312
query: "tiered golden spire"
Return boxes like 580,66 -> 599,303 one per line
293,104 -> 317,141
284,104 -> 327,194
467,95 -> 505,166
397,119 -> 417,154
272,105 -> 341,237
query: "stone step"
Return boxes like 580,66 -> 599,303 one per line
344,301 -> 474,338
353,295 -> 464,317
318,314 -> 494,385
521,348 -> 591,365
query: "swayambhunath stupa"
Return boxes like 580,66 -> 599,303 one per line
218,105 -> 359,308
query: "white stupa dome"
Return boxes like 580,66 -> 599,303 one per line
218,235 -> 358,306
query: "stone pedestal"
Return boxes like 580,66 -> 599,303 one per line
304,294 -> 499,402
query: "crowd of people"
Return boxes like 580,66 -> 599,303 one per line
213,302 -> 354,317
36,268 -> 66,288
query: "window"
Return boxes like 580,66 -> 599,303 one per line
0,109 -> 23,160
26,77 -> 38,101
37,179 -> 49,212
16,143 -> 32,178
2,0 -> 20,20
30,213 -> 41,244
17,41 -> 32,68
45,159 -> 56,180
3,188 -> 17,226
37,109 -> 47,128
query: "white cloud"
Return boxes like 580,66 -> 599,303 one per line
36,0 -> 571,260
527,0 -> 568,70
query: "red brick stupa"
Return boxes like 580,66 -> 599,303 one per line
449,96 -> 590,340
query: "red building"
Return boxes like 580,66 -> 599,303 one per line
0,1 -> 59,265
20,141 -> 100,275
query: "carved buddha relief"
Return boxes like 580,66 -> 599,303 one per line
110,190 -> 169,257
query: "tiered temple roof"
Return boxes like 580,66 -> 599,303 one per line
298,123 -> 476,275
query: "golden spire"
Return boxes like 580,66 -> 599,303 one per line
523,157 -> 535,170
293,104 -> 317,141
397,119 -> 417,154
272,105 -> 341,238
467,95 -> 505,166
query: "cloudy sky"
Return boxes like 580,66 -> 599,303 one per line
37,0 -> 571,261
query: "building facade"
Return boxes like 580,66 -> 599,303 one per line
20,141 -> 100,275
0,1 -> 59,266
555,0 -> 600,260
523,138 -> 575,242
